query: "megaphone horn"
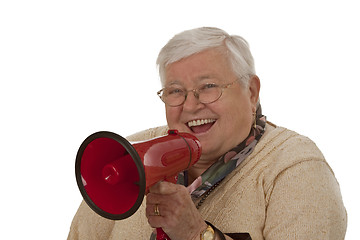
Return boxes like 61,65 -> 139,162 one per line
75,129 -> 201,221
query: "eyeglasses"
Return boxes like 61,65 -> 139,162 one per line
157,80 -> 238,107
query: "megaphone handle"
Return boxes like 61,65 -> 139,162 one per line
156,228 -> 170,240
155,175 -> 178,240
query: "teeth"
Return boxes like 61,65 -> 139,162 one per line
187,119 -> 216,128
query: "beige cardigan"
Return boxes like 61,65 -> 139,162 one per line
68,123 -> 347,240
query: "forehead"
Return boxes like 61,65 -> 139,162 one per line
164,49 -> 234,86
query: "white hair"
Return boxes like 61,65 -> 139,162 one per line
156,27 -> 256,87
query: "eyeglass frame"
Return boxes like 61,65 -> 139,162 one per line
156,79 -> 239,107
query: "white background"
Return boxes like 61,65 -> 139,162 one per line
1,0 -> 359,239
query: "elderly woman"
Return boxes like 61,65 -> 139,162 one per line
68,27 -> 347,240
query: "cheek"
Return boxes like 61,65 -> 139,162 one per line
165,107 -> 181,127
220,102 -> 252,134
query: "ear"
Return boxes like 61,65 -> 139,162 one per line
248,75 -> 260,109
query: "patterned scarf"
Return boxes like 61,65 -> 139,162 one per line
178,105 -> 266,200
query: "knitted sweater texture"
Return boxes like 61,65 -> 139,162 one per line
68,123 -> 347,240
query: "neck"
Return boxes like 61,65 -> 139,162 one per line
188,158 -> 217,184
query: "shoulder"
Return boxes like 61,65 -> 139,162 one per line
233,121 -> 336,194
67,201 -> 115,239
255,122 -> 327,170
126,125 -> 169,142
249,122 -> 341,198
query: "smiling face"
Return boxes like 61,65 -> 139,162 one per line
164,48 -> 260,165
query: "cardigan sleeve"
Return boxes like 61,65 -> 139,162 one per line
263,159 -> 347,239
67,201 -> 115,240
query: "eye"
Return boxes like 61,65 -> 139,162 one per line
165,87 -> 185,96
200,83 -> 218,91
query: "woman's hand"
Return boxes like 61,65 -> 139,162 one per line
145,181 -> 207,240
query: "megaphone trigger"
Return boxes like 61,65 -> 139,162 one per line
164,174 -> 178,184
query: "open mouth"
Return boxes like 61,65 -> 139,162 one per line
187,119 -> 216,134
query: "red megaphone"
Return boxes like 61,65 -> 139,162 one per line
75,129 -> 201,239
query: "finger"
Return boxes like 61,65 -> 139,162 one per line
149,181 -> 181,195
147,215 -> 165,229
146,203 -> 165,217
146,204 -> 168,229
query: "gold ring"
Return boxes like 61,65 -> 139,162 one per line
154,204 -> 160,216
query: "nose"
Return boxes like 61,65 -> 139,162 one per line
182,90 -> 204,111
